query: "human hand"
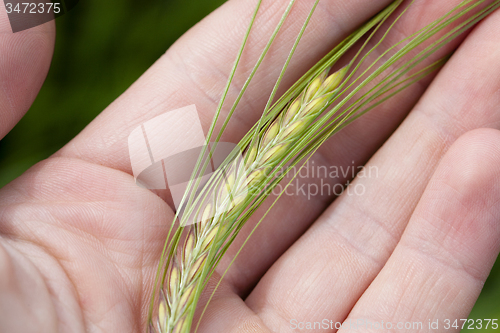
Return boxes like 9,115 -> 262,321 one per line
1,1 -> 499,332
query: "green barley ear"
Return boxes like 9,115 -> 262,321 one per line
152,54 -> 352,333
148,1 -> 500,332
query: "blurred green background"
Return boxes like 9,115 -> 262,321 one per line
0,0 -> 498,329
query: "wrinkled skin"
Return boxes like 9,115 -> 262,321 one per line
1,0 -> 500,332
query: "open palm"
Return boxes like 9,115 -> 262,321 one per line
1,1 -> 500,332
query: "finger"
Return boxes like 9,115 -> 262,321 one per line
245,6 -> 500,331
338,129 -> 500,333
0,5 -> 55,140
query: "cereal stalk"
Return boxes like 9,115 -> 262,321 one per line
156,64 -> 348,333
149,1 -> 500,332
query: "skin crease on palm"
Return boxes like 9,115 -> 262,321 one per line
1,0 -> 500,331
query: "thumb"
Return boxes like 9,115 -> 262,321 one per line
0,4 -> 55,140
